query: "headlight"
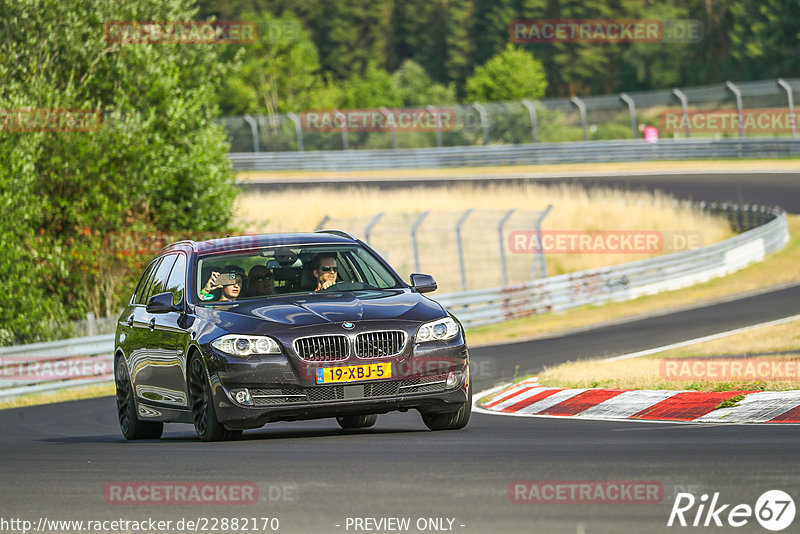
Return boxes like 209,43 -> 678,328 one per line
211,334 -> 281,357
415,317 -> 459,342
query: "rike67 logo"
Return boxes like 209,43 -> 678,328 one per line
668,490 -> 795,531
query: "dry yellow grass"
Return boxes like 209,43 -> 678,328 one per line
538,318 -> 800,392
467,215 -> 800,346
0,383 -> 114,410
236,183 -> 733,283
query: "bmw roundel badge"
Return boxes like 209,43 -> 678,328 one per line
342,322 -> 355,330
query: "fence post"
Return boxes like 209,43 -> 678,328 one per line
426,105 -> 443,147
242,114 -> 260,152
498,209 -> 516,286
619,93 -> 637,139
570,96 -> 588,141
380,107 -> 397,149
334,110 -> 349,150
472,103 -> 490,145
455,209 -> 474,290
364,212 -> 384,245
531,205 -> 553,279
777,78 -> 797,139
286,112 -> 304,151
521,99 -> 539,143
672,89 -> 691,138
725,81 -> 745,138
410,211 -> 429,273
314,215 -> 330,231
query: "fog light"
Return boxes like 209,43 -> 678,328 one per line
232,389 -> 253,406
446,371 -> 463,389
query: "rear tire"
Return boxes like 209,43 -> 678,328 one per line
336,414 -> 378,429
188,355 -> 242,442
115,357 -> 163,440
421,380 -> 472,431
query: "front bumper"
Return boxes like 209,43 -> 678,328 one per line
203,338 -> 470,429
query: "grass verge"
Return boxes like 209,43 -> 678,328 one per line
537,317 -> 800,392
0,383 -> 114,410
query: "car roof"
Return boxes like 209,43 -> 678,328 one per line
160,231 -> 359,256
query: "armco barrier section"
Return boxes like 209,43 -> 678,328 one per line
436,206 -> 789,327
0,204 -> 789,399
0,335 -> 114,399
229,138 -> 800,172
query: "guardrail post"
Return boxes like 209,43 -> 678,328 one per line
531,205 -> 552,279
672,89 -> 691,138
725,81 -> 745,138
570,96 -> 588,141
521,99 -> 539,143
455,209 -> 474,290
777,78 -> 797,139
334,110 -> 349,150
286,112 -> 304,151
364,212 -> 384,245
242,114 -> 260,152
472,103 -> 490,145
426,105 -> 443,147
410,211 -> 430,273
380,107 -> 397,149
86,312 -> 97,337
498,209 -> 516,286
619,93 -> 637,139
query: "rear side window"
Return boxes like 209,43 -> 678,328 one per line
133,259 -> 160,305
165,254 -> 187,306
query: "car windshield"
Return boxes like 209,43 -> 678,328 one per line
196,244 -> 402,303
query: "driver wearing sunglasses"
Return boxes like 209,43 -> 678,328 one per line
312,254 -> 338,291
247,265 -> 276,297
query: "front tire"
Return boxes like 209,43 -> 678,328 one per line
336,414 -> 378,429
115,357 -> 163,440
188,356 -> 242,442
421,380 -> 472,431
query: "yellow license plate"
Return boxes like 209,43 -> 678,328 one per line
315,362 -> 392,384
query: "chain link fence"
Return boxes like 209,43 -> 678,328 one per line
316,208 -> 552,294
221,78 -> 800,152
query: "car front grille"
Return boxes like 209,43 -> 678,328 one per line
248,374 -> 447,406
294,335 -> 349,362
355,330 -> 406,358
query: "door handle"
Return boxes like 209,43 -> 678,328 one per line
148,318 -> 156,331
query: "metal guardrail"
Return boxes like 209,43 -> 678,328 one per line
436,204 -> 789,328
0,334 -> 114,399
229,138 -> 800,172
0,203 -> 789,399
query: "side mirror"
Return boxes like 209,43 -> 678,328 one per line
146,291 -> 178,313
410,273 -> 437,294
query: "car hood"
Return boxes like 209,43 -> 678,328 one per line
197,289 -> 447,331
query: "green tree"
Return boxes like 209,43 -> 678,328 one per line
393,60 -> 457,106
729,0 -> 800,80
0,0 -> 237,343
218,10 -> 330,115
620,3 -> 695,90
465,44 -> 547,101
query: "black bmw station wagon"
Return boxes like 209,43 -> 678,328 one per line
114,231 -> 471,441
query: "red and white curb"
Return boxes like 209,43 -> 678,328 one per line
475,378 -> 800,423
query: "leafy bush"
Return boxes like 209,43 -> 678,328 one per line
0,0 -> 237,345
